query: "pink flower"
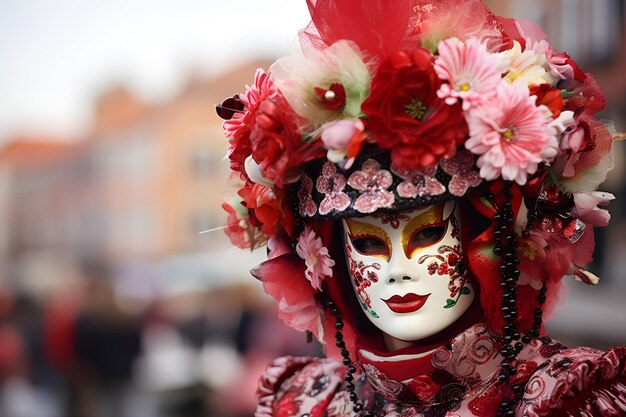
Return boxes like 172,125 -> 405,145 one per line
347,159 -> 395,213
391,165 -> 445,199
439,150 -> 482,196
296,226 -> 335,291
320,119 -> 366,169
573,191 -> 615,227
316,161 -> 351,215
434,38 -> 506,110
464,81 -> 558,185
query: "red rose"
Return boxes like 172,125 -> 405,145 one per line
362,48 -> 467,170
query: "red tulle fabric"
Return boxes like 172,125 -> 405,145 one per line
300,0 -> 504,59
300,0 -> 414,58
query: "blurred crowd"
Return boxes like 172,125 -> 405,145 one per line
0,258 -> 320,417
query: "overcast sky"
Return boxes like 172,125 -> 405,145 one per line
0,0 -> 311,140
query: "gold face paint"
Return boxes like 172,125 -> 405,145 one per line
401,204 -> 447,258
344,218 -> 392,261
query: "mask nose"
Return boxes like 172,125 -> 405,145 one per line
386,250 -> 417,284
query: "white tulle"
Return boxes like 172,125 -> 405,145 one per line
270,40 -> 371,131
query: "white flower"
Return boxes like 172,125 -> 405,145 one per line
500,40 -> 557,86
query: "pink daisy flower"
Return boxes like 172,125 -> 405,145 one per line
464,81 -> 558,185
295,226 -> 335,291
434,37 -> 506,110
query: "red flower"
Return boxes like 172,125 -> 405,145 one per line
224,69 -> 277,181
222,202 -> 256,249
362,48 -> 467,170
239,184 -> 294,238
250,95 -> 305,188
530,84 -> 564,118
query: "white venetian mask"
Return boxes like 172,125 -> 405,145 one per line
341,201 -> 475,344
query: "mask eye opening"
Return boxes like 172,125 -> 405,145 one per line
350,234 -> 390,258
406,221 -> 447,258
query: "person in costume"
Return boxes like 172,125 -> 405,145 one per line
216,1 -> 626,415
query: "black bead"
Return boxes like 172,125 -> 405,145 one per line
349,392 -> 358,402
336,340 -> 345,348
515,342 -> 524,352
349,365 -> 357,373
512,384 -> 522,393
353,404 -> 362,412
330,307 -> 339,315
335,321 -> 344,330
341,350 -> 351,358
335,331 -> 344,340
498,373 -> 507,382
512,332 -> 520,340
522,335 -> 531,344
509,367 -> 517,375
343,358 -> 352,366
346,382 -> 355,391
540,285 -> 548,294
529,329 -> 539,338
345,373 -> 354,382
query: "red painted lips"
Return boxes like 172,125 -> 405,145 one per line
383,293 -> 431,314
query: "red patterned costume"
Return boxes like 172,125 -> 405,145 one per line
216,1 -> 626,415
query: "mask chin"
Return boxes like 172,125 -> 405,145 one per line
341,201 -> 476,345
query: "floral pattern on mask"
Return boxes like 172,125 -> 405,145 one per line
371,212 -> 411,230
419,244 -> 471,309
345,244 -> 381,318
415,213 -> 471,308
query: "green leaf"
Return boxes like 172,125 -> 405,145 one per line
444,299 -> 456,309
461,287 -> 471,295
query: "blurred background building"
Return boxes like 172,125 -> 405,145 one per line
0,0 -> 624,416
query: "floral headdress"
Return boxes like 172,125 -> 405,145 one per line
218,0 -> 619,352
217,1 -> 622,414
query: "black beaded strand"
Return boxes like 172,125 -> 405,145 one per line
490,183 -> 523,417
323,295 -> 372,416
